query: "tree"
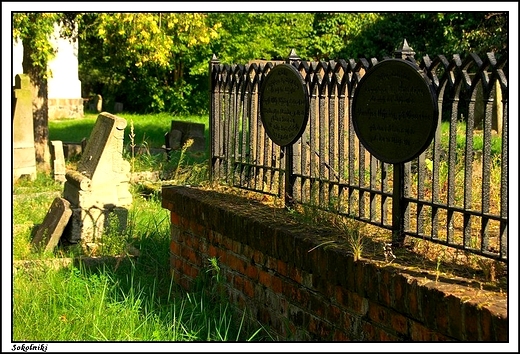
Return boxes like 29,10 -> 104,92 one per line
12,13 -> 77,172
207,13 -> 314,63
79,13 -> 220,113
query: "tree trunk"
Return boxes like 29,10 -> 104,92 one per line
23,41 -> 51,173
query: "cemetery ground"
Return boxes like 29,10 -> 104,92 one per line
12,113 -> 271,342
12,113 -> 507,341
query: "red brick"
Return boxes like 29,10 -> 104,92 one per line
390,310 -> 409,337
347,291 -> 368,316
277,260 -> 288,277
232,240 -> 242,254
407,279 -> 421,321
245,264 -> 259,280
327,304 -> 342,323
216,248 -> 227,263
266,256 -> 278,272
190,265 -> 199,278
208,245 -> 218,258
179,215 -> 189,228
379,329 -> 399,341
189,219 -> 205,235
227,253 -> 246,274
368,302 -> 388,324
492,313 -> 508,342
463,302 -> 480,341
259,269 -> 272,287
174,257 -> 183,272
170,212 -> 181,225
446,294 -> 464,339
233,274 -> 245,292
361,321 -> 378,341
479,307 -> 493,341
190,235 -> 200,250
379,269 -> 392,307
271,274 -> 283,294
308,316 -> 332,340
289,264 -> 303,284
170,241 -> 180,255
333,330 -> 350,341
221,234 -> 233,250
243,278 -> 255,298
410,320 -> 437,341
335,285 -> 348,308
253,250 -> 265,265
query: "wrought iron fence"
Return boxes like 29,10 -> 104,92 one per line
209,41 -> 508,262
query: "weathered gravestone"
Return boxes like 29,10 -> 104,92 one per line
32,197 -> 72,252
62,112 -> 132,245
13,74 -> 37,182
164,121 -> 206,153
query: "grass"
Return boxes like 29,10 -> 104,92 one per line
12,112 -> 270,343
49,112 -> 209,150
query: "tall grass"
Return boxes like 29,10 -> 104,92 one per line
12,173 -> 269,342
12,112 -> 269,342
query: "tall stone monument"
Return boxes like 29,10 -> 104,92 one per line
62,112 -> 132,245
13,74 -> 37,182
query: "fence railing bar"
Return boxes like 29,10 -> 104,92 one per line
210,51 -> 508,262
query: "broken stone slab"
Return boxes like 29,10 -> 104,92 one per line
31,197 -> 72,253
50,140 -> 67,183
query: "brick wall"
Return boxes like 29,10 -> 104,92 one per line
162,186 -> 508,341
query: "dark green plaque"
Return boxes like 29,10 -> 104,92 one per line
352,59 -> 438,164
260,64 -> 309,146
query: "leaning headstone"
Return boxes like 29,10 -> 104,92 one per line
32,197 -> 72,252
50,140 -> 67,183
13,74 -> 37,182
63,112 -> 132,244
164,121 -> 206,153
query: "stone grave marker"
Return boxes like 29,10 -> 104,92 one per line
164,121 -> 206,153
63,112 -> 132,244
50,140 -> 67,183
32,197 -> 72,252
13,74 -> 37,182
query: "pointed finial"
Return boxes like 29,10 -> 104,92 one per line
287,49 -> 301,64
394,39 -> 416,60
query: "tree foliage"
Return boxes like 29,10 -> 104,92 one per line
14,12 -> 508,117
79,13 -> 220,113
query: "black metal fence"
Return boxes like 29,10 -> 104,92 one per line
209,41 -> 508,262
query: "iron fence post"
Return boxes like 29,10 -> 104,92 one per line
209,54 -> 220,182
392,163 -> 405,246
391,40 -> 416,246
283,49 -> 302,207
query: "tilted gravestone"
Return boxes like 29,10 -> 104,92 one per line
164,121 -> 206,153
62,112 -> 132,245
32,197 -> 72,252
13,74 -> 37,182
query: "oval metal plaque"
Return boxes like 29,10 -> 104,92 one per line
259,64 -> 309,147
352,59 -> 438,164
